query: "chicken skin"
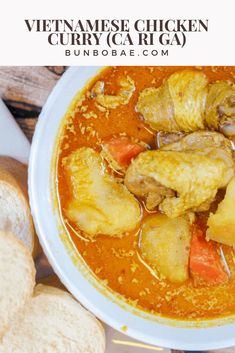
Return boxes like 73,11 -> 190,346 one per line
161,131 -> 234,188
137,70 -> 235,137
125,132 -> 234,218
125,150 -> 227,218
136,69 -> 208,132
92,76 -> 135,109
64,147 -> 141,237
205,81 -> 235,137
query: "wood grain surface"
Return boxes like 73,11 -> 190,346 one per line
0,66 -> 66,140
0,66 -> 233,353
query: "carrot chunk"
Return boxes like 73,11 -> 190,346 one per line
102,135 -> 146,170
189,225 -> 228,286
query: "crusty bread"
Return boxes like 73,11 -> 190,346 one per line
0,284 -> 105,353
0,231 -> 35,336
0,156 -> 39,256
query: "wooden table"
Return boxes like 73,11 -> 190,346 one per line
0,66 -> 234,353
0,66 -> 66,140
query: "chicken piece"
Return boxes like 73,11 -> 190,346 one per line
64,147 -> 141,238
161,131 -> 235,188
139,214 -> 192,283
125,150 -> 227,218
125,131 -> 234,214
206,177 -> 235,246
124,173 -> 175,210
91,76 -> 135,109
136,69 -> 208,132
205,81 -> 235,137
155,131 -> 186,148
167,70 -> 208,131
136,85 -> 178,132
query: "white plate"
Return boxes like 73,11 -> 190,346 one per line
28,66 -> 235,351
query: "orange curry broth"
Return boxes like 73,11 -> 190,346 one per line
57,66 -> 235,320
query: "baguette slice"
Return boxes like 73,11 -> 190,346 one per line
0,231 -> 35,336
0,156 -> 39,256
0,284 -> 105,353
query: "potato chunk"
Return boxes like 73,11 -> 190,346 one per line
139,214 -> 191,283
64,147 -> 141,238
207,177 -> 235,246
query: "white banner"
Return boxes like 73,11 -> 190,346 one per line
0,0 -> 234,65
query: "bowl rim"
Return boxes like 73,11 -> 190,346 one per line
29,66 -> 235,351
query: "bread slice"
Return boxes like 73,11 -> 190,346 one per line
0,156 -> 39,256
0,231 -> 35,336
0,284 -> 105,353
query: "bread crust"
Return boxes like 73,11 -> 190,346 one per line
0,231 -> 36,336
0,284 -> 105,353
0,156 -> 40,257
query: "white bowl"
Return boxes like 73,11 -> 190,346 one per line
29,66 -> 235,351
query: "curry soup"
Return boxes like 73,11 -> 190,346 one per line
56,66 -> 235,320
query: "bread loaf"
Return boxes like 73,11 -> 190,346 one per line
0,284 -> 105,353
0,231 -> 35,336
0,156 -> 39,256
